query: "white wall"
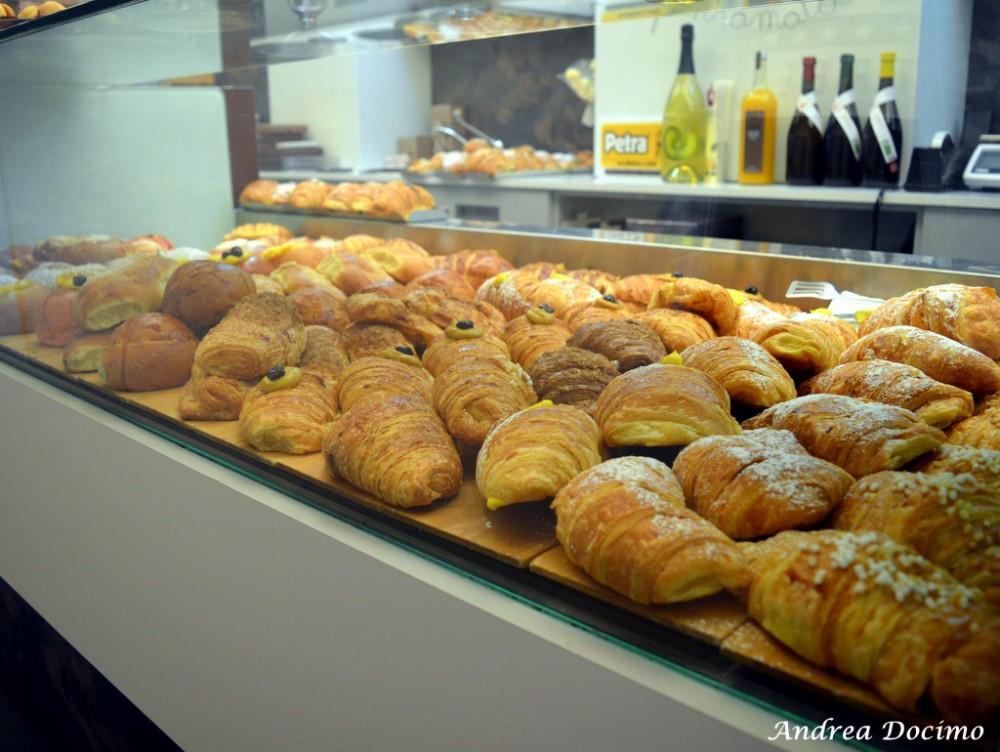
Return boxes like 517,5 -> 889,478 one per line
594,0 -> 973,181
268,45 -> 432,170
0,85 -> 235,250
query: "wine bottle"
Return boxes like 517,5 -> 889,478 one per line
738,51 -> 777,185
661,24 -> 707,184
786,56 -> 824,185
824,54 -> 863,186
862,51 -> 904,187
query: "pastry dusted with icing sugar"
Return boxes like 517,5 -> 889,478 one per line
551,456 -> 750,604
832,470 -> 1000,605
858,283 -> 1000,360
743,393 -> 945,477
673,429 -> 853,539
745,529 -> 1000,725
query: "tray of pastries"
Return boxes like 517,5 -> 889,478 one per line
399,7 -> 588,45
405,139 -> 594,181
238,178 -> 448,222
2,224 -> 1000,748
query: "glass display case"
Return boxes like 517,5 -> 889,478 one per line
1,2 -> 999,751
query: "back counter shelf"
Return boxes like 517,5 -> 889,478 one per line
2,223 -> 1000,752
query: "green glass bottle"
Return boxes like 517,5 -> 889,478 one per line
661,24 -> 707,184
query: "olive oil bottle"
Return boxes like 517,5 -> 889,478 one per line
661,24 -> 707,184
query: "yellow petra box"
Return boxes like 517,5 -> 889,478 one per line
601,122 -> 661,171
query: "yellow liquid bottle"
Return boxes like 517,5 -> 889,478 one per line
738,51 -> 777,185
661,24 -> 706,184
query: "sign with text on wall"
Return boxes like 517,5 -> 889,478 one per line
601,122 -> 661,172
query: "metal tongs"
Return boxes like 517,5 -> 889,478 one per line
451,107 -> 503,148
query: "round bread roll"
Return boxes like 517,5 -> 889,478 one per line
161,260 -> 256,333
35,287 -> 81,346
98,313 -> 198,391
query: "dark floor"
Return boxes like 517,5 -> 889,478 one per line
0,687 -> 54,752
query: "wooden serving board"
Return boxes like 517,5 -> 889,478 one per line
1,334 -> 557,569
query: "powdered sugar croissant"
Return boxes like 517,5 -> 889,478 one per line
551,456 -> 750,604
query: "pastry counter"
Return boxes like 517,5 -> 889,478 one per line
1,223 -> 999,752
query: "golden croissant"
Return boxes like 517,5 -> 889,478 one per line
673,429 -> 853,539
630,308 -> 716,353
832,470 -> 1000,605
323,395 -> 462,508
680,336 -> 796,410
798,359 -> 974,430
648,276 -> 740,334
839,325 -> 1000,395
946,407 -> 1000,450
194,292 -> 307,380
742,394 -> 945,477
551,456 -> 750,604
858,283 -> 1000,359
750,313 -> 859,379
911,444 -> 1000,495
476,403 -> 605,510
745,529 -> 1000,725
501,304 -> 573,369
566,319 -> 666,372
240,370 -> 338,454
593,363 -> 740,447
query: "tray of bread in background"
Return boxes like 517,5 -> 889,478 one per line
398,7 -> 589,44
404,140 -> 594,182
238,178 -> 448,222
2,224 -> 1000,748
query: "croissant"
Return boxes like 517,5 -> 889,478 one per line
238,179 -> 280,205
832,470 -> 1000,605
263,240 -> 336,271
858,283 -> 1000,359
565,268 -> 618,294
341,322 -> 411,361
977,391 -> 1000,414
297,325 -> 351,382
673,429 -> 853,539
430,249 -> 514,290
648,276 -> 740,334
316,252 -> 394,295
222,223 -> 293,246
610,273 -> 675,308
336,352 -> 433,413
421,321 -> 510,375
680,337 -> 796,410
946,407 -> 1000,450
527,347 -> 620,414
400,286 -> 506,338
239,370 -> 338,454
361,238 -> 435,283
729,298 -> 786,339
838,325 -> 1000,395
405,269 -> 477,300
344,292 -> 442,347
288,179 -> 332,210
798,359 -> 974,430
557,294 -> 629,331
630,308 -> 716,353
741,287 -> 802,318
593,363 -> 740,447
742,394 -> 945,477
194,292 -> 307,380
288,287 -> 351,333
516,273 -> 602,316
911,444 -> 1000,495
433,352 -> 536,445
750,313 -> 859,379
551,456 -> 750,604
323,396 -> 462,508
475,270 -> 538,319
476,403 -> 605,510
337,234 -> 385,255
566,319 -> 666,372
178,365 -> 254,421
501,304 -> 573,370
745,529 -> 1000,724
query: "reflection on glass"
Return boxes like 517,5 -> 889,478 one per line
288,0 -> 328,31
